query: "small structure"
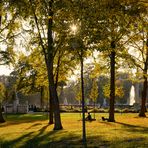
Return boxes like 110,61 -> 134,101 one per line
4,92 -> 28,114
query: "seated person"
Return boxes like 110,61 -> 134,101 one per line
86,112 -> 92,121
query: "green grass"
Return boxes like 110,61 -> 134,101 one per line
0,112 -> 148,148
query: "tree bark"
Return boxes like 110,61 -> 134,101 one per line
0,103 -> 5,123
139,39 -> 148,117
109,41 -> 116,122
80,49 -> 87,146
49,92 -> 54,124
139,75 -> 147,117
47,65 -> 62,129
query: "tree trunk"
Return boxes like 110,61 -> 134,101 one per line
47,67 -> 62,130
47,0 -> 62,130
109,41 -> 116,122
0,103 -> 5,123
139,39 -> 148,117
0,2 -> 5,123
139,75 -> 147,117
49,92 -> 54,124
80,49 -> 87,146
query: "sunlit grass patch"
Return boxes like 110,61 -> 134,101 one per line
0,112 -> 148,147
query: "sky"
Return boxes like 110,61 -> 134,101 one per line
0,65 -> 13,76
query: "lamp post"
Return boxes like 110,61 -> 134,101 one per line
70,25 -> 87,147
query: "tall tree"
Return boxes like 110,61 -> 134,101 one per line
132,3 -> 147,117
91,0 -> 128,122
124,12 -> 148,117
28,0 -> 65,130
117,0 -> 148,116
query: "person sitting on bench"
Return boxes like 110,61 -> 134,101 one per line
86,112 -> 92,121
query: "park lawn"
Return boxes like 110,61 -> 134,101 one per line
0,113 -> 148,148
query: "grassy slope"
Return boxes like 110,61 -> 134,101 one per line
0,113 -> 148,148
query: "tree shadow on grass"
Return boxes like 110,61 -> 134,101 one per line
1,122 -> 148,148
1,128 -> 148,148
0,124 -> 52,148
0,128 -> 78,148
115,121 -> 148,134
25,123 -> 43,130
0,120 -> 47,128
6,131 -> 108,148
99,120 -> 117,127
0,132 -> 34,147
21,130 -> 79,148
0,124 -> 108,148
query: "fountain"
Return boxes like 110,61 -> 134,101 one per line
13,91 -> 20,113
103,98 -> 107,107
129,85 -> 135,106
15,92 -> 19,105
64,97 -> 68,105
